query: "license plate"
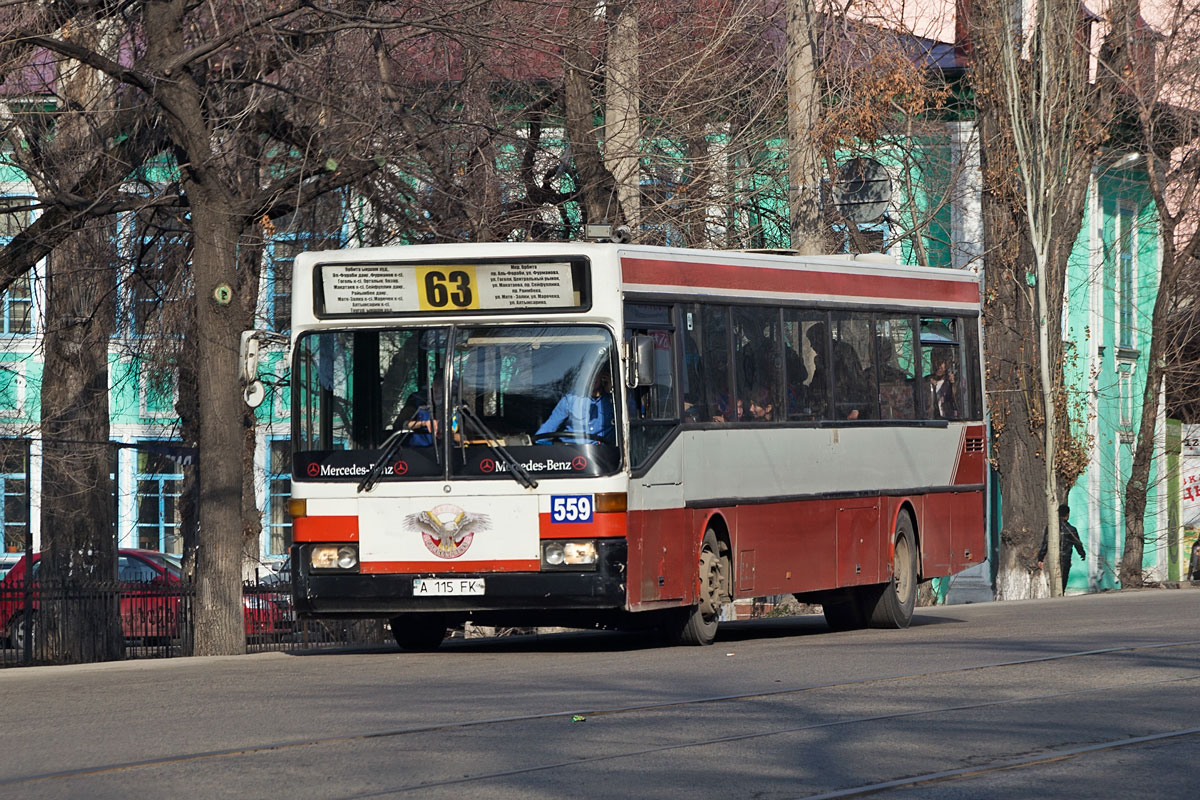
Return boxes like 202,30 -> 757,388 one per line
412,578 -> 485,596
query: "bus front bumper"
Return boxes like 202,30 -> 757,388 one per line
290,540 -> 627,618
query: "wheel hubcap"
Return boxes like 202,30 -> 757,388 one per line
895,537 -> 912,603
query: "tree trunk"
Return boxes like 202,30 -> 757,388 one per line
40,222 -> 121,663
978,111 -> 1050,600
564,1 -> 617,227
143,2 -> 247,655
786,0 -> 825,254
189,198 -> 248,656
38,18 -> 122,663
1120,252 -> 1173,587
604,2 -> 641,233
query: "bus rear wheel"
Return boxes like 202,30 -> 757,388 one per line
866,513 -> 917,629
389,614 -> 447,651
663,529 -> 727,646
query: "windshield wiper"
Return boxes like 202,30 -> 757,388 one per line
455,404 -> 538,489
357,428 -> 412,493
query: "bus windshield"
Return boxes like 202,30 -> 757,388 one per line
293,325 -> 622,481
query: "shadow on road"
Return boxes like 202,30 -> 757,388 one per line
283,609 -> 970,657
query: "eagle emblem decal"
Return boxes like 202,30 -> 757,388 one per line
404,504 -> 491,559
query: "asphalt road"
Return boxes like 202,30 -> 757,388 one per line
0,588 -> 1197,799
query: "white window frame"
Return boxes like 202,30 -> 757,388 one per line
138,366 -> 179,419
1116,200 -> 1137,351
0,361 -> 26,417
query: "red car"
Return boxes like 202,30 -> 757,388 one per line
0,549 -> 292,647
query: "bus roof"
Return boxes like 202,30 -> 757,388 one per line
294,242 -> 980,323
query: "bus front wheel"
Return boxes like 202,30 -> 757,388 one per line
866,513 -> 917,629
390,614 -> 447,651
664,529 -> 728,646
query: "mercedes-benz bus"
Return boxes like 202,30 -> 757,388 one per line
283,242 -> 986,648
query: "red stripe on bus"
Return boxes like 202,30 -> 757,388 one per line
293,515 -> 359,542
620,257 -> 979,305
360,559 -> 540,574
539,511 -> 627,538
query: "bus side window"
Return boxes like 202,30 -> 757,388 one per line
828,313 -> 876,420
701,305 -> 733,423
628,329 -> 675,419
624,303 -> 678,467
733,306 -> 783,422
961,316 -> 983,420
784,309 -> 825,420
874,316 -> 917,419
920,318 -> 960,420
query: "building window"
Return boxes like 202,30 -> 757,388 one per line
0,198 -> 34,335
1117,203 -> 1136,351
135,447 -> 183,555
266,439 -> 292,557
138,365 -> 178,419
0,439 -> 28,553
0,362 -> 25,417
1118,367 -> 1135,432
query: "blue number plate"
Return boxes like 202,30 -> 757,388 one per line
550,495 -> 594,523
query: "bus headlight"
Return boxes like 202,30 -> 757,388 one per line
311,545 -> 359,571
542,541 -> 598,570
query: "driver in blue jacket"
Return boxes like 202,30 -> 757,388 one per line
536,371 -> 616,444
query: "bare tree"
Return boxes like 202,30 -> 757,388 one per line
0,7 -> 163,661
969,0 -> 1126,597
1,1 -> 468,655
1109,2 -> 1200,585
787,0 -> 826,253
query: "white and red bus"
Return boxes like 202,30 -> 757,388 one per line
283,241 -> 986,648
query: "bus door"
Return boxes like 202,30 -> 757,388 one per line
624,303 -> 687,607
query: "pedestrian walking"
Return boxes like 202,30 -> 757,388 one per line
1038,503 -> 1086,590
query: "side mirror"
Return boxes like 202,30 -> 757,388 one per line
627,335 -> 656,388
239,330 -> 262,384
240,329 -> 290,408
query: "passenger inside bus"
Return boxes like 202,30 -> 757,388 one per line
874,335 -> 916,419
387,374 -> 443,447
807,322 -> 871,420
711,393 -> 741,423
746,389 -> 775,421
535,371 -> 616,444
785,345 -> 814,420
925,349 -> 958,420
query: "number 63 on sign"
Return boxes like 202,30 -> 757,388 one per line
417,265 -> 477,310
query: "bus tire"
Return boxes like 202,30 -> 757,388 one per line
390,614 -> 447,651
866,513 -> 917,629
665,529 -> 726,646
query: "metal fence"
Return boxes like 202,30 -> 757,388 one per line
0,579 -> 391,667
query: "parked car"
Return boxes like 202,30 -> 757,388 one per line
255,556 -> 291,587
0,553 -> 20,581
1190,537 -> 1200,582
0,549 -> 293,647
